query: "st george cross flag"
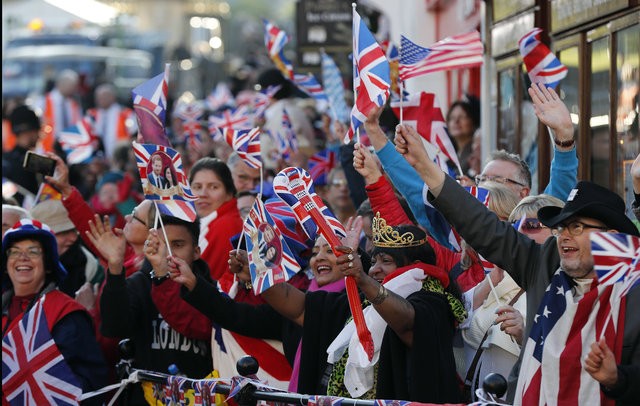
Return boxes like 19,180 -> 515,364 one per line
208,106 -> 252,141
308,148 -> 337,186
346,9 -> 390,143
591,232 -> 640,291
518,28 -> 568,89
321,51 -> 351,123
399,31 -> 483,81
263,19 -> 294,80
132,142 -> 196,221
132,65 -> 172,147
58,119 -> 100,164
206,82 -> 235,111
390,91 -> 462,175
516,270 -> 626,405
294,73 -> 330,113
244,198 -> 300,294
2,296 -> 83,405
220,127 -> 262,169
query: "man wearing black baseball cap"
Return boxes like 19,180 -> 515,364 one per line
394,123 -> 640,405
2,105 -> 41,204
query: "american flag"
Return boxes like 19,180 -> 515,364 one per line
206,82 -> 235,111
2,296 -> 83,405
294,73 -> 329,113
220,127 -> 262,169
132,64 -> 172,147
516,270 -> 626,405
399,31 -> 483,81
132,142 -> 196,221
208,106 -> 252,140
273,167 -> 345,241
390,91 -> 462,175
176,102 -> 204,151
591,232 -> 640,291
263,19 -> 294,80
58,119 -> 100,165
308,148 -> 337,186
345,9 -> 390,143
244,198 -> 300,294
321,51 -> 350,123
519,28 -> 568,89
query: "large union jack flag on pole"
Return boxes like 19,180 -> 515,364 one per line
220,127 -> 262,169
518,28 -> 568,89
345,6 -> 390,143
2,296 -> 83,405
398,31 -> 483,81
132,64 -> 172,147
244,198 -> 300,294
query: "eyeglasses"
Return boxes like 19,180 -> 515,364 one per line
130,210 -> 147,227
550,221 -> 608,237
7,247 -> 43,260
475,174 -> 527,188
330,179 -> 348,187
517,218 -> 548,232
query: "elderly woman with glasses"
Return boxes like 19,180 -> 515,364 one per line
2,220 -> 107,405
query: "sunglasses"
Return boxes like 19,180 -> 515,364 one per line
518,218 -> 548,232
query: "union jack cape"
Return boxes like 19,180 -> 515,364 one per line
244,198 -> 300,294
2,295 -> 83,405
518,28 -> 568,89
345,9 -> 390,143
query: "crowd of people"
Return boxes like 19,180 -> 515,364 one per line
2,63 -> 639,406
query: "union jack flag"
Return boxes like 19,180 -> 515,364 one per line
206,82 -> 235,111
308,396 -> 343,406
321,51 -> 350,123
244,198 -> 300,294
294,73 -> 329,113
176,102 -> 204,151
273,167 -> 346,241
399,31 -> 483,81
263,19 -> 294,80
276,108 -> 298,160
265,197 -> 314,268
58,119 -> 100,165
518,28 -> 568,89
2,296 -> 83,405
390,91 -> 462,175
345,9 -> 390,143
308,148 -> 337,186
208,107 -> 252,140
591,232 -> 640,290
220,127 -> 262,169
132,64 -> 172,147
133,142 -> 197,222
245,85 -> 281,120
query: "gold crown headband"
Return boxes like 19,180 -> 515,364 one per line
372,212 -> 428,248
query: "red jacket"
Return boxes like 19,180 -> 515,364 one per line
365,175 -> 484,291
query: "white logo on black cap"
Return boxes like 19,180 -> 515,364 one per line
567,188 -> 578,201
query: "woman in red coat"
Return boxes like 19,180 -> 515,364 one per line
189,157 -> 243,289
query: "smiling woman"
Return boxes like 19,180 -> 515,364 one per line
1,220 -> 107,404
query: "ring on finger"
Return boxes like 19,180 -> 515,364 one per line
348,261 -> 353,268
347,253 -> 354,261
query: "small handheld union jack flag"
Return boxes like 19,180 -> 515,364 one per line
591,232 -> 640,289
58,119 -> 100,165
132,64 -> 172,147
176,102 -> 204,151
263,19 -> 294,80
219,127 -> 262,169
308,148 -> 337,186
208,107 -> 252,141
519,28 -> 568,89
244,198 -> 300,294
294,73 -> 329,113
